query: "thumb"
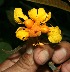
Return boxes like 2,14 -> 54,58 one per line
3,48 -> 38,72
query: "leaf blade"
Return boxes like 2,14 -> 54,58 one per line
26,0 -> 70,12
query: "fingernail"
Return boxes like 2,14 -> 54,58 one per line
53,48 -> 67,63
38,50 -> 49,65
26,48 -> 33,54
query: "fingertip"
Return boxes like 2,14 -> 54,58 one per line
34,44 -> 54,65
52,41 -> 70,64
52,48 -> 67,64
34,48 -> 49,65
61,60 -> 70,72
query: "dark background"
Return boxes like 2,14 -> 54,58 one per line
0,0 -> 70,49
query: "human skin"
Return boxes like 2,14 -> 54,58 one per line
0,41 -> 70,72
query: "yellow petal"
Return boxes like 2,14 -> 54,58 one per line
48,34 -> 62,43
48,26 -> 61,36
38,8 -> 46,18
43,12 -> 51,23
14,8 -> 28,24
28,8 -> 37,21
38,8 -> 51,23
15,27 -> 29,41
28,8 -> 51,23
37,8 -> 47,22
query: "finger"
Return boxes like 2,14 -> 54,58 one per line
52,41 -> 70,64
34,44 -> 54,65
61,59 -> 70,72
0,52 -> 20,72
3,47 -> 38,72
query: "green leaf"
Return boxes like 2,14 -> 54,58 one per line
26,0 -> 70,12
0,42 -> 12,63
6,8 -> 16,26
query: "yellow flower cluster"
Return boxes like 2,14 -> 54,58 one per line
14,8 -> 62,43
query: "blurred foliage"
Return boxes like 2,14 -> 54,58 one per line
0,0 -> 70,63
0,42 -> 12,63
6,8 -> 16,26
0,0 -> 4,6
26,0 -> 70,12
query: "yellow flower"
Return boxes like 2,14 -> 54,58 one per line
47,26 -> 62,43
48,34 -> 62,43
14,8 -> 28,24
48,26 -> 61,36
15,27 -> 29,41
14,8 -> 62,43
28,8 -> 51,23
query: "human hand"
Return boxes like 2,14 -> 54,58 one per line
0,44 -> 54,72
0,41 -> 70,72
